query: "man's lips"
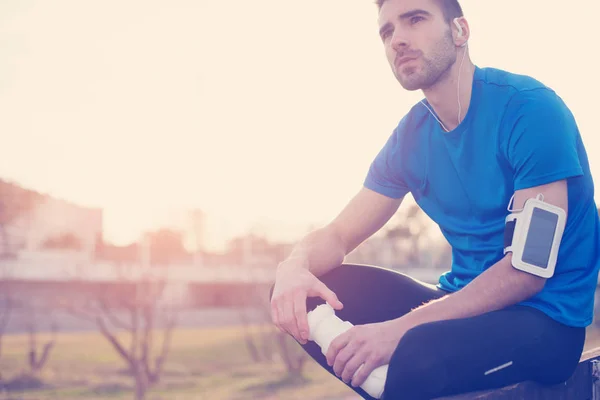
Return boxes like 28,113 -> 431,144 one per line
395,56 -> 417,68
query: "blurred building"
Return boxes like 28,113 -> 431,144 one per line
184,208 -> 206,266
0,179 -> 102,260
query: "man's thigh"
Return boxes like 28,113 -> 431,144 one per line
383,305 -> 586,399
306,263 -> 447,324
298,264 -> 446,400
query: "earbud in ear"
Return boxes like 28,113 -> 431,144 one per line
453,18 -> 468,47
453,18 -> 463,37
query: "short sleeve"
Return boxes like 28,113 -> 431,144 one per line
503,89 -> 583,191
363,126 -> 410,199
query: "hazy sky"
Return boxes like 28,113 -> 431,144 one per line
1,1 -> 598,250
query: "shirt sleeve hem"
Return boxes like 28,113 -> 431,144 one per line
514,168 -> 584,191
363,179 -> 409,199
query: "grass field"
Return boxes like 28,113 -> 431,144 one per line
2,325 -> 600,400
0,324 -> 357,400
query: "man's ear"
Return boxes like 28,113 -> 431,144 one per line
453,17 -> 470,47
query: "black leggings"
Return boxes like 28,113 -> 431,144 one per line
290,264 -> 586,400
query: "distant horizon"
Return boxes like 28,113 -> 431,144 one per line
1,174 -> 444,253
0,173 -> 330,250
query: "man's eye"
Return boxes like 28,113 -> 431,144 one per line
410,16 -> 424,24
381,30 -> 392,40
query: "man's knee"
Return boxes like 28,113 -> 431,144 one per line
384,324 -> 446,399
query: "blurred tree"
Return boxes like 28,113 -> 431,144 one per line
238,285 -> 309,382
63,273 -> 178,400
23,303 -> 57,374
0,278 -> 14,387
383,203 -> 435,268
0,293 -> 12,368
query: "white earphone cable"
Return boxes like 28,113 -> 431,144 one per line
420,100 -> 449,132
456,43 -> 468,126
421,22 -> 468,133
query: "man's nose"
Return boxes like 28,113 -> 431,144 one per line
391,30 -> 408,51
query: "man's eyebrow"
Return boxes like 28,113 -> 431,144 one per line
379,9 -> 432,37
399,9 -> 432,20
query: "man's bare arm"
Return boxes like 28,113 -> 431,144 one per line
400,180 -> 567,327
282,187 -> 404,277
272,187 -> 403,342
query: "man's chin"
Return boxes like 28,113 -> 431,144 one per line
395,70 -> 425,91
396,76 -> 423,91
399,82 -> 422,91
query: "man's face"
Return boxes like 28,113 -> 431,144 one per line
378,0 -> 458,91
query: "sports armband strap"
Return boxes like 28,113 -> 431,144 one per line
503,219 -> 516,253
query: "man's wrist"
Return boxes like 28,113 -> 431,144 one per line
277,255 -> 310,272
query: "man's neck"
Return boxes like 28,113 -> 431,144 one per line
423,54 -> 475,132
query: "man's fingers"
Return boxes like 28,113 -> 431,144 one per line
341,352 -> 366,384
332,337 -> 358,377
282,293 -> 301,340
276,297 -> 288,334
327,330 -> 351,367
351,357 -> 381,388
271,301 -> 285,333
293,291 -> 308,343
314,280 -> 343,310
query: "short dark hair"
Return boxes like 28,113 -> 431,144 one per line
375,0 -> 464,22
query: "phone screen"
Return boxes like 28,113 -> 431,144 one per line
522,208 -> 559,269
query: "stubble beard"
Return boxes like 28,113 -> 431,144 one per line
394,30 -> 457,91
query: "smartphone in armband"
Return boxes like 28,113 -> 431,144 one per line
504,195 -> 566,279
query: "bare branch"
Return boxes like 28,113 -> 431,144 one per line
27,319 -> 36,359
95,315 -> 134,370
142,303 -> 154,362
148,308 -> 177,384
37,342 -> 55,368
0,295 -> 13,361
62,301 -> 101,324
0,296 -> 12,334
130,303 -> 139,361
97,297 -> 132,331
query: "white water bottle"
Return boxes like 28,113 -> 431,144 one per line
306,303 -> 388,399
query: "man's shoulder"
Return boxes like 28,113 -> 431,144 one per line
395,101 -> 430,132
477,66 -> 546,89
477,66 -> 570,116
476,66 -> 556,99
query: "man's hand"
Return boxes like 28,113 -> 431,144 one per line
271,259 -> 343,344
326,318 -> 410,388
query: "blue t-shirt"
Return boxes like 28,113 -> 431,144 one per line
364,65 -> 600,328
